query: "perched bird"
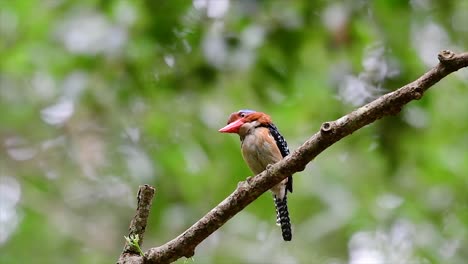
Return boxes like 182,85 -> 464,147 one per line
219,109 -> 293,241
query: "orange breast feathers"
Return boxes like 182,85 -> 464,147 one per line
241,126 -> 283,175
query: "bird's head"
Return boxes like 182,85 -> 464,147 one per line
218,109 -> 272,135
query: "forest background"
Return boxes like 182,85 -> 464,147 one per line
1,1 -> 468,263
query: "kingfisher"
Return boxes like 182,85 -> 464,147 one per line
219,109 -> 293,241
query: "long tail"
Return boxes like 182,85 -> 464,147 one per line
274,195 -> 292,241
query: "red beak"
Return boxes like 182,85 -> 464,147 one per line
218,119 -> 245,133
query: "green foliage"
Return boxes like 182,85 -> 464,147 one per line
124,234 -> 143,256
1,0 -> 467,263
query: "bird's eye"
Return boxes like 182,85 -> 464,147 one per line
240,113 -> 245,117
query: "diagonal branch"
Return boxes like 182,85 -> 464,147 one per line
119,50 -> 468,264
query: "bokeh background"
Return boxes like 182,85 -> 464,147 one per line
1,0 -> 468,263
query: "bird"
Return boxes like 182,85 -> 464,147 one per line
219,109 -> 293,241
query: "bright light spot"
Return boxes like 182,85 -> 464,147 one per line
64,177 -> 133,208
164,54 -> 175,68
193,0 -> 207,10
5,136 -> 37,161
119,145 -> 154,181
0,176 -> 21,210
41,100 -> 74,125
183,144 -> 209,173
199,102 -> 226,128
322,3 -> 349,32
241,25 -> 265,49
202,21 -> 261,69
31,71 -> 56,100
349,220 -> 416,264
194,0 -> 229,18
230,49 -> 254,69
207,0 -> 229,19
130,99 -> 147,114
410,0 -> 433,11
377,193 -> 404,210
412,21 -> 451,67
63,71 -> 88,100
123,127 -> 140,143
0,176 -> 22,245
362,45 -> 399,82
57,11 -> 127,56
114,0 -> 137,26
349,242 -> 384,264
338,75 -> 375,106
7,147 -> 37,161
337,44 -> 398,106
440,239 -> 461,259
403,106 -> 429,128
202,22 -> 227,68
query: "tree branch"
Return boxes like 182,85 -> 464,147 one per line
117,185 -> 155,264
118,50 -> 468,264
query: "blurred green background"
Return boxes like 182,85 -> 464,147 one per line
1,0 -> 468,263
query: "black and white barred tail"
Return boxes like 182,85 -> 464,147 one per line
274,195 -> 292,241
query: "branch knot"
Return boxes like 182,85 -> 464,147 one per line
438,50 -> 455,62
320,122 -> 333,133
413,87 -> 423,100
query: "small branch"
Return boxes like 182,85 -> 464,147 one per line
117,185 -> 155,264
119,50 -> 468,264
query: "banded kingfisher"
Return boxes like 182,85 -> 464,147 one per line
219,109 -> 293,241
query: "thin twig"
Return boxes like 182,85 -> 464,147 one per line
117,185 -> 155,264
